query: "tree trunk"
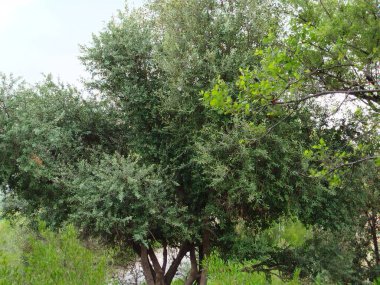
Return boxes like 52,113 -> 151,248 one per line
136,242 -> 191,285
196,243 -> 204,285
164,242 -> 191,285
141,246 -> 156,285
148,247 -> 165,285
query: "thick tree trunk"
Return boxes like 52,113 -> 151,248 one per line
136,242 -> 191,285
196,243 -> 204,285
148,247 -> 165,285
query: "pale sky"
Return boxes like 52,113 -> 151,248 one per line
0,0 -> 145,85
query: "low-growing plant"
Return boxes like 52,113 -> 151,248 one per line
0,220 -> 110,285
204,253 -> 302,285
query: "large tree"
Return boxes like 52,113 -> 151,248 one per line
76,1 -> 315,284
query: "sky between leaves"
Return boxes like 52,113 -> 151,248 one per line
0,0 -> 145,86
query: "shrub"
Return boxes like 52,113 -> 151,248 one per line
0,220 -> 110,285
205,253 -> 301,285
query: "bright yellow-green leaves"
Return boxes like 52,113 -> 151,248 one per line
204,0 -> 380,115
0,220 -> 109,285
203,0 -> 380,190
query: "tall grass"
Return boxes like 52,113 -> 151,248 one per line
0,220 -> 110,285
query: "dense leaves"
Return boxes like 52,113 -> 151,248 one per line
0,220 -> 109,285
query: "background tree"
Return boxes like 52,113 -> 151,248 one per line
204,0 -> 380,111
201,0 -> 379,282
0,74 -> 127,226
202,0 -> 379,177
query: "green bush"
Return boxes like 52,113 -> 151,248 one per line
0,220 -> 110,285
205,253 -> 301,285
204,253 -> 380,285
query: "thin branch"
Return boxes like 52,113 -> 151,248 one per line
248,107 -> 298,144
0,100 -> 10,118
319,0 -> 332,18
277,89 -> 380,105
328,156 -> 379,174
162,242 -> 168,273
328,94 -> 349,117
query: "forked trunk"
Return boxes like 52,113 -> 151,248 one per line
140,246 -> 156,285
148,247 -> 165,285
137,242 -> 191,285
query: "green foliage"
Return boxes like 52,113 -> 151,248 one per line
200,3 -> 380,281
0,74 -> 127,226
202,0 -> 379,186
302,108 -> 380,188
205,253 -> 303,285
0,220 -> 109,285
261,218 -> 311,249
225,218 -> 313,281
204,0 -> 380,113
194,112 -> 317,236
0,219 -> 24,269
67,152 -> 188,245
1,1 -> 379,284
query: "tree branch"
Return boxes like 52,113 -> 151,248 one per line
277,89 -> 380,105
184,246 -> 200,285
164,242 -> 191,285
148,246 -> 165,285
319,0 -> 332,18
162,242 -> 168,273
328,156 -> 379,174
140,246 -> 156,285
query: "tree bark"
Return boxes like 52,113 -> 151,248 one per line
184,246 -> 199,285
148,247 -> 165,285
196,243 -> 204,285
162,242 -> 168,273
164,242 -> 191,285
141,246 -> 156,285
